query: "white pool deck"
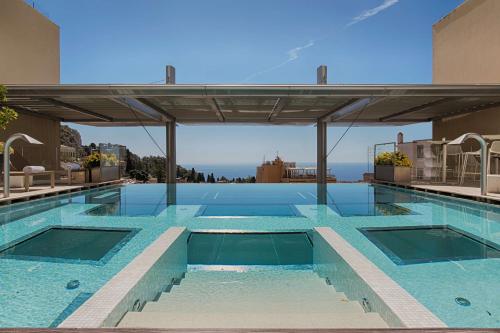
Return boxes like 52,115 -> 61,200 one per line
374,181 -> 500,204
0,180 -> 124,205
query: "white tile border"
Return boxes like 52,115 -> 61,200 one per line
315,227 -> 447,328
59,227 -> 187,328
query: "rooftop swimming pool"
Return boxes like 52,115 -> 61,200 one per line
0,183 -> 499,327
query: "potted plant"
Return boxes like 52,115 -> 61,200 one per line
375,151 -> 412,183
83,152 -> 101,183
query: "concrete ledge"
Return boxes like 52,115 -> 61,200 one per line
314,227 -> 446,328
372,180 -> 500,205
0,329 -> 498,333
59,227 -> 188,328
0,179 -> 124,205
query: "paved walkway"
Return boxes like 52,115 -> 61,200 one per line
0,180 -> 123,205
375,180 -> 500,204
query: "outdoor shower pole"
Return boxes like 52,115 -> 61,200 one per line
3,133 -> 43,198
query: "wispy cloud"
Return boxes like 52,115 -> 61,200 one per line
346,0 -> 399,27
243,40 -> 315,82
242,0 -> 400,82
286,40 -> 315,61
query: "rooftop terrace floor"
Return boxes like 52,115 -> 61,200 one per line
0,180 -> 124,205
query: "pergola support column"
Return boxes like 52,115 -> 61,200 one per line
316,65 -> 328,205
166,121 -> 177,183
317,120 -> 327,205
166,121 -> 177,205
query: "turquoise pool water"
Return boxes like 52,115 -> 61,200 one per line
188,232 -> 312,266
0,183 -> 499,327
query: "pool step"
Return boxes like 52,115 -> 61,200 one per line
118,312 -> 388,329
118,270 -> 388,329
142,298 -> 364,314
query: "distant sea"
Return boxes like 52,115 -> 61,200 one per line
184,162 -> 373,182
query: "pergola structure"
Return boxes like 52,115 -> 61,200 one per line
5,66 -> 500,203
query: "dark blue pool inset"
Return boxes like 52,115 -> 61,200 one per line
195,204 -> 304,218
329,202 -> 415,217
188,232 -> 313,265
0,226 -> 139,265
360,225 -> 500,265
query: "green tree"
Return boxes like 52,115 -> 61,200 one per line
209,173 -> 215,183
126,149 -> 142,172
130,169 -> 149,183
188,168 -> 196,182
196,172 -> 206,183
0,85 -> 18,130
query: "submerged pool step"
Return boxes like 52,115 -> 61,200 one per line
161,271 -> 348,303
160,283 -> 348,303
142,298 -> 364,314
171,271 -> 335,292
118,312 -> 388,329
118,270 -> 388,329
176,270 -> 333,290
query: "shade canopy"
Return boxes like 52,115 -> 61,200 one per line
5,84 -> 500,126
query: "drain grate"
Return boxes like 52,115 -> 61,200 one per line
455,297 -> 471,306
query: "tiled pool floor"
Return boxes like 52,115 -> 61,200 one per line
0,183 -> 499,327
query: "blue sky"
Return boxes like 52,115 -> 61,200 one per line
32,0 -> 463,164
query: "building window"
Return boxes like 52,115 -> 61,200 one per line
417,145 -> 424,159
416,168 -> 424,180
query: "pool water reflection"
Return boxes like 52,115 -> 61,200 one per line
0,183 -> 499,328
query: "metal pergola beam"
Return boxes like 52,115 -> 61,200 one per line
9,105 -> 64,122
112,97 -> 166,122
268,97 -> 288,121
329,97 -> 375,122
319,97 -> 373,122
41,98 -> 113,122
432,101 -> 500,122
379,98 -> 452,121
136,98 -> 176,122
208,98 -> 225,122
4,84 -> 500,126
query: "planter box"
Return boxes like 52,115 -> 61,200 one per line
85,167 -> 120,183
375,165 -> 411,183
85,168 -> 101,183
100,166 -> 120,182
487,175 -> 500,193
10,175 -> 33,188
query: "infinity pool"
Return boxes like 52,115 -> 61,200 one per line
0,183 -> 499,327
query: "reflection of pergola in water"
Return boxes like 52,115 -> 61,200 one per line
6,66 -> 500,203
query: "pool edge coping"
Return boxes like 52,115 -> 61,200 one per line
315,227 -> 447,328
58,226 -> 187,328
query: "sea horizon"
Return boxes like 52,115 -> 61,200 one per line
183,162 -> 373,182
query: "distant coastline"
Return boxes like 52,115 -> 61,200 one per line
184,162 -> 373,182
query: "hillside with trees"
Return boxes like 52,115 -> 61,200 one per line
61,125 -> 254,183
